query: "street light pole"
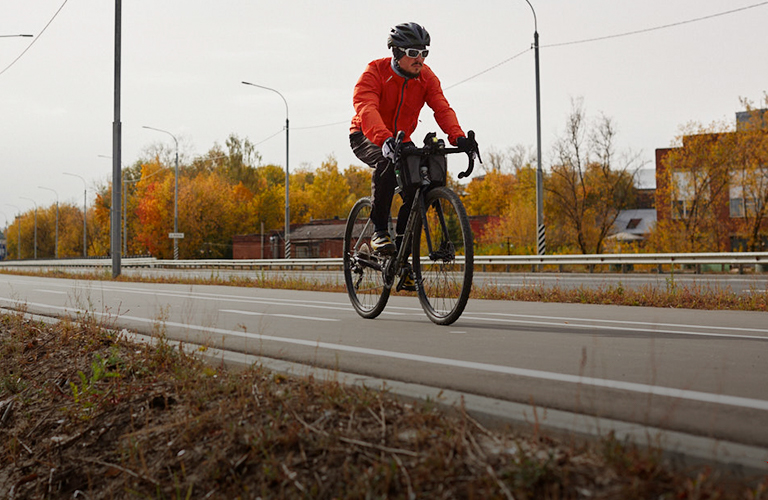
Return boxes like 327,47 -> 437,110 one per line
524,0 -> 545,256
111,0 -> 122,277
5,204 -> 21,259
64,173 -> 88,257
142,126 -> 180,259
242,81 -> 291,259
20,197 -> 37,259
38,186 -> 59,259
98,155 -> 129,256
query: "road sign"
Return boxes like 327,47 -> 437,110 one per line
168,232 -> 185,239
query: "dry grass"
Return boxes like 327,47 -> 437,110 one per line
476,278 -> 768,312
1,311 -> 766,499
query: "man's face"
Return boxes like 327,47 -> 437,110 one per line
398,50 -> 426,75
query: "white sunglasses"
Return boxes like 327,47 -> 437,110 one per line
400,47 -> 429,58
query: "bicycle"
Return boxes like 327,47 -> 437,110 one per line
343,130 -> 481,325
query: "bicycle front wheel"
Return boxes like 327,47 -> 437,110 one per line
343,197 -> 391,319
412,187 -> 474,325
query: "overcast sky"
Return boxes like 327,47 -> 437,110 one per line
1,0 -> 766,222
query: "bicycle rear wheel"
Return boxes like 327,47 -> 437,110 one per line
412,187 -> 473,325
343,197 -> 391,319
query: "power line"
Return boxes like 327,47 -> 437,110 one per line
445,48 -> 530,90
544,1 -> 768,48
0,0 -> 70,77
254,128 -> 285,146
293,120 -> 348,131
445,1 -> 768,89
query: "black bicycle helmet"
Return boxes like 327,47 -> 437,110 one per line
387,22 -> 430,49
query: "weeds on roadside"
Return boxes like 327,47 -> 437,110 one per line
1,312 -> 765,499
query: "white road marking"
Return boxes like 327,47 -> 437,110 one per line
3,296 -> 768,413
2,280 -> 765,339
220,309 -> 339,322
33,289 -> 67,295
477,311 -> 768,334
459,314 -> 768,341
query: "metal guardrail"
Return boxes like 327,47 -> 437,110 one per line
0,252 -> 766,272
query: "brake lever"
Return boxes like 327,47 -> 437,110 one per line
392,130 -> 406,164
458,130 -> 480,179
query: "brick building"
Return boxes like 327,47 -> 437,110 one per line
233,215 -> 498,259
654,110 -> 768,251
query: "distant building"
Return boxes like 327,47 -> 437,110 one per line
611,208 -> 656,242
233,216 -> 499,259
607,167 -> 657,243
0,229 -> 6,260
654,110 -> 768,251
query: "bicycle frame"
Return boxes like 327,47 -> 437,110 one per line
343,130 -> 480,324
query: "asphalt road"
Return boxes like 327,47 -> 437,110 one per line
86,267 -> 768,294
4,265 -> 768,294
1,273 -> 767,451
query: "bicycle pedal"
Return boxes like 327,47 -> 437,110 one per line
396,274 -> 417,292
373,246 -> 396,257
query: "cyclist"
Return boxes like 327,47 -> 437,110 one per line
349,21 -> 477,259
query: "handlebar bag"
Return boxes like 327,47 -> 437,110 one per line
398,154 -> 447,188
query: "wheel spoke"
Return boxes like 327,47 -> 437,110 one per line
413,187 -> 473,325
343,197 -> 391,319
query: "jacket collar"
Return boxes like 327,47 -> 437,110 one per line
389,57 -> 419,81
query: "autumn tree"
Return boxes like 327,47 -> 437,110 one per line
463,170 -> 516,217
477,165 -> 538,253
344,165 -> 372,205
5,132 -> 397,260
546,99 -> 639,254
306,157 -> 353,220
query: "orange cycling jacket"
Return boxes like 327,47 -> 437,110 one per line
350,57 -> 464,148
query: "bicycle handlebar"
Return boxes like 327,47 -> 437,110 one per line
392,130 -> 481,180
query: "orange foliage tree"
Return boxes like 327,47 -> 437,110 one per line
8,133 -> 381,261
307,157 -> 354,220
463,170 -> 516,217
476,165 -> 538,254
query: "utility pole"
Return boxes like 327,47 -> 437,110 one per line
112,0 -> 122,277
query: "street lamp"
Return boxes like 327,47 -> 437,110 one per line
142,126 -> 180,260
5,204 -> 22,259
0,34 -> 33,38
20,197 -> 38,259
242,81 -> 291,259
39,186 -> 59,259
111,0 -> 123,278
64,172 -> 88,257
524,0 -> 545,256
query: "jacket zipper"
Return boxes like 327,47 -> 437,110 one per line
393,78 -> 408,134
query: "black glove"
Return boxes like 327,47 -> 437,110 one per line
382,137 -> 397,161
456,135 -> 477,153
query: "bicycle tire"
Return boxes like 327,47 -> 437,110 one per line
412,187 -> 474,325
343,197 -> 391,319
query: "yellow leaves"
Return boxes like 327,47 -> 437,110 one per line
462,170 -> 516,217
